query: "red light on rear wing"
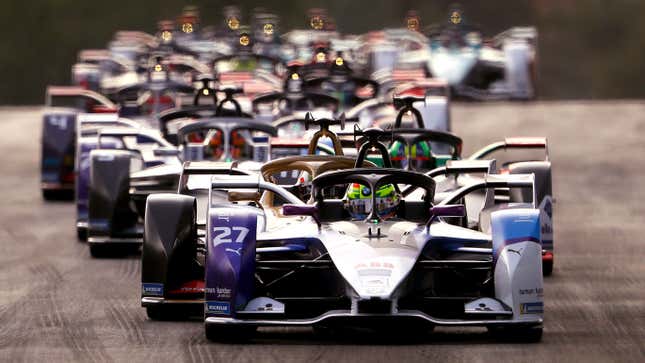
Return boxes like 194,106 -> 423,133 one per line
504,137 -> 547,147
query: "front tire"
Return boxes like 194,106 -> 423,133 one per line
77,227 -> 87,242
89,244 -> 108,258
488,325 -> 543,342
42,189 -> 73,201
145,305 -> 189,321
543,258 -> 553,276
205,324 -> 256,343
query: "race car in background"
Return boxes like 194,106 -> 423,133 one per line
423,8 -> 537,100
41,86 -> 118,200
374,7 -> 537,101
85,115 -> 276,257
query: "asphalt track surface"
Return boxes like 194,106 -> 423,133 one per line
0,102 -> 644,362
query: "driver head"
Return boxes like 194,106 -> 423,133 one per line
345,183 -> 400,221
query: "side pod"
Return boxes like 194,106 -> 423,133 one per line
491,209 -> 544,321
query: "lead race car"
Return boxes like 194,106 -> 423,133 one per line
201,165 -> 545,341
140,118 -> 376,318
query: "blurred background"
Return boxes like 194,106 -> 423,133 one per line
1,0 -> 644,104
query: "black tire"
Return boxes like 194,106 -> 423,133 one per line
89,244 -> 108,258
543,259 -> 553,276
488,325 -> 543,343
42,189 -> 73,201
146,305 -> 165,320
205,324 -> 256,343
90,244 -> 139,258
77,227 -> 87,242
146,305 -> 194,321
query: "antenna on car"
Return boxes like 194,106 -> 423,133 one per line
393,94 -> 426,128
304,112 -> 345,156
353,125 -> 394,168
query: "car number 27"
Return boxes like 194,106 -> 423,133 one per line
212,226 -> 250,246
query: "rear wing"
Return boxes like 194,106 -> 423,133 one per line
97,128 -> 172,148
77,114 -> 139,137
468,137 -> 548,161
182,161 -> 240,174
46,86 -> 116,111
426,160 -> 496,178
78,49 -> 111,63
490,27 -> 538,49
438,174 -> 537,208
176,118 -> 277,141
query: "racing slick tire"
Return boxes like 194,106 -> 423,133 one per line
487,325 -> 543,343
89,243 -> 139,258
146,305 -> 193,321
542,258 -> 553,276
205,324 -> 257,343
89,244 -> 108,258
77,226 -> 87,242
42,189 -> 73,201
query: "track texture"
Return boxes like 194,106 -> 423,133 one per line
0,103 -> 643,362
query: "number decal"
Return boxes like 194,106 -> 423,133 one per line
232,226 -> 249,243
49,115 -> 69,130
212,226 -> 250,245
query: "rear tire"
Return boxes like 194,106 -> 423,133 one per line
77,227 -> 87,242
205,324 -> 256,343
42,189 -> 73,201
543,259 -> 553,276
146,305 -> 166,320
89,244 -> 108,258
488,325 -> 543,343
89,244 -> 139,258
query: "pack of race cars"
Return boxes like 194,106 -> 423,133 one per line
39,5 -> 550,342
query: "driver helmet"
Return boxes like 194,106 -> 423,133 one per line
345,183 -> 400,220
389,141 -> 433,170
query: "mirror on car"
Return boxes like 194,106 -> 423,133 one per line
282,204 -> 320,229
427,204 -> 466,226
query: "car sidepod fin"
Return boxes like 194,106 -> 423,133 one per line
491,208 -> 544,321
205,205 -> 258,318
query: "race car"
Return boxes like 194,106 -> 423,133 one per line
351,125 -> 554,275
85,116 -> 277,257
140,119 -> 375,319
252,62 -> 339,120
41,86 -> 118,200
199,167 -> 544,342
423,8 -> 537,100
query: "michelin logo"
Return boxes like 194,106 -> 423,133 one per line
206,301 -> 231,315
142,283 -> 164,297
